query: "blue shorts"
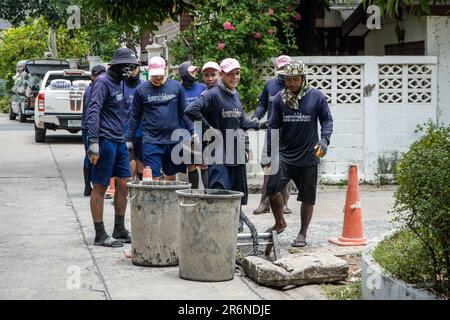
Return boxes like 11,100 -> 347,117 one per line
143,143 -> 186,178
91,137 -> 131,186
208,164 -> 248,205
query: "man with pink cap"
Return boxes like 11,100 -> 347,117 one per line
128,56 -> 194,181
185,58 -> 268,232
252,55 -> 293,216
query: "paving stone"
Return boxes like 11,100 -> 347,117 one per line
242,253 -> 348,288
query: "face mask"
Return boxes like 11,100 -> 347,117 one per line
180,63 -> 197,88
125,72 -> 141,87
121,64 -> 137,80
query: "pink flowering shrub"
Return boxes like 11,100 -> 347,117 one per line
170,0 -> 298,110
223,21 -> 235,31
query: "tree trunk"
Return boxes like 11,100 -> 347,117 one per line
298,0 -> 319,55
47,28 -> 58,58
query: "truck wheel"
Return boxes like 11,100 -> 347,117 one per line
19,109 -> 27,123
35,125 -> 46,143
9,102 -> 16,120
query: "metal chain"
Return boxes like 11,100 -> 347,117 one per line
239,210 -> 259,255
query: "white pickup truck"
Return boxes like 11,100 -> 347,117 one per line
34,69 -> 91,142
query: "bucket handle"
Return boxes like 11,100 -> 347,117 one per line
180,198 -> 199,207
128,188 -> 139,201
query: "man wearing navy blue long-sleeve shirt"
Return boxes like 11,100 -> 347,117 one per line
128,56 -> 193,181
86,48 -> 139,247
179,61 -> 207,189
185,58 -> 268,232
123,67 -> 144,180
252,55 -> 293,215
267,61 -> 333,248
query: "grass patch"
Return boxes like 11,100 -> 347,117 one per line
322,282 -> 361,300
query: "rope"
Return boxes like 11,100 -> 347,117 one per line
239,210 -> 259,255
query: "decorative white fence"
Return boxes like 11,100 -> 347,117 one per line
248,56 -> 438,183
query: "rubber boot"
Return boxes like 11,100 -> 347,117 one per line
200,168 -> 208,189
253,174 -> 270,215
188,168 -> 199,189
268,193 -> 287,233
83,166 -> 92,197
282,181 -> 293,214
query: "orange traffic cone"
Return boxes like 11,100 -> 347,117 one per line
105,177 -> 115,198
328,165 -> 368,246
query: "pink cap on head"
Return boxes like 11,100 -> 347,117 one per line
148,56 -> 166,76
187,65 -> 199,73
202,61 -> 220,72
276,55 -> 292,69
220,58 -> 240,73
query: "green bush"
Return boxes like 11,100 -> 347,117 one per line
0,95 -> 9,114
169,0 -> 298,112
0,18 -> 90,91
0,79 -> 6,97
373,229 -> 436,288
392,120 -> 450,296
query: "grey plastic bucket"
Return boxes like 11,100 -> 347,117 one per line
176,189 -> 244,281
127,180 -> 191,267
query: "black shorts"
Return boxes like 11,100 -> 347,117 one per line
267,161 -> 318,205
208,164 -> 248,206
133,137 -> 143,162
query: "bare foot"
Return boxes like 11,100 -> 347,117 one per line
266,221 -> 287,234
123,248 -> 132,259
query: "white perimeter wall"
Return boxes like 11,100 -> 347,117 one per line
247,56 -> 438,183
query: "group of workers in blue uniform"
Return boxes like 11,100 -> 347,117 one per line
81,47 -> 333,249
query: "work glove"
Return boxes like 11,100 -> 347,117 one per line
126,140 -> 134,161
88,142 -> 100,165
258,119 -> 269,130
314,139 -> 328,158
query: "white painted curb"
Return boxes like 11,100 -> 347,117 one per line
361,229 -> 442,300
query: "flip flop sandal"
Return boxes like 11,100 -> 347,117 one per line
291,239 -> 307,247
94,237 -> 124,248
265,226 -> 286,235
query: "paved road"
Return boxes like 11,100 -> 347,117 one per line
0,114 -> 397,299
